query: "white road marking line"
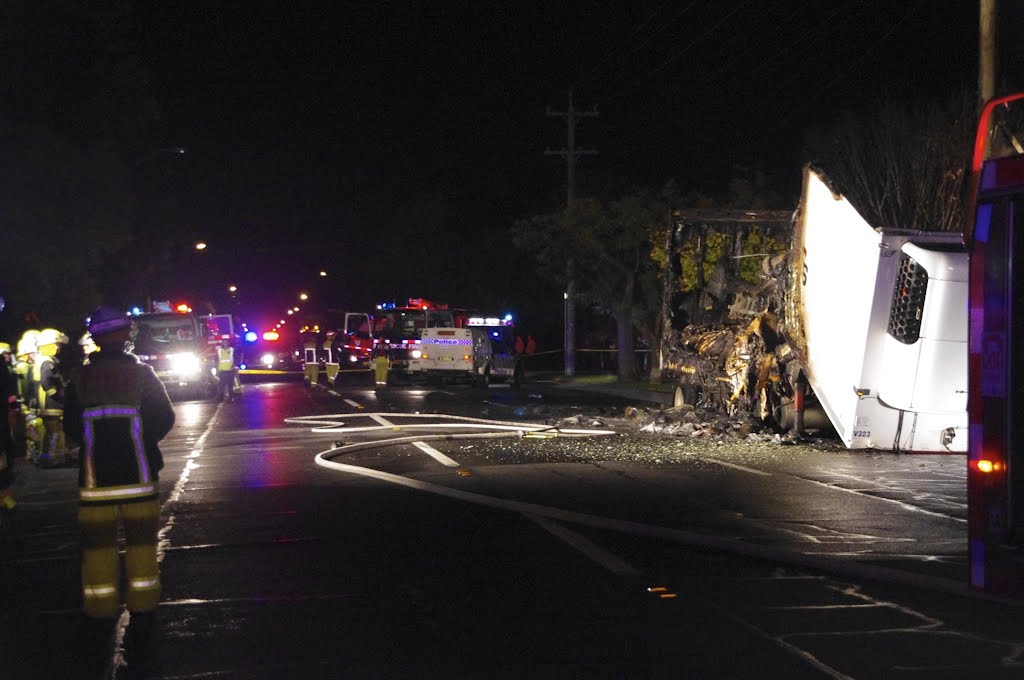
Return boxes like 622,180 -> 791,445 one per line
412,441 -> 460,467
343,398 -> 363,409
705,458 -> 772,476
369,413 -> 461,467
525,514 -> 642,576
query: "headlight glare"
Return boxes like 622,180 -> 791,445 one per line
168,352 -> 201,377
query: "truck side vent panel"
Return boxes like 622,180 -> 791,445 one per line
888,254 -> 928,344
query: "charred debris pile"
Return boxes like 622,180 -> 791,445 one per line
648,249 -> 814,444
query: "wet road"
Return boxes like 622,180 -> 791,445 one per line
3,377 -> 1024,678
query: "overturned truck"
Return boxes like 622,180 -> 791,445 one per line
665,166 -> 967,453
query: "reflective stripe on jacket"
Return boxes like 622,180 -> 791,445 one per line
79,404 -> 155,503
64,351 -> 175,506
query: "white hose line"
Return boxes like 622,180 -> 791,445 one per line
284,411 -> 617,438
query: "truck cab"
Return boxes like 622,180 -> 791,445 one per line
132,309 -> 220,400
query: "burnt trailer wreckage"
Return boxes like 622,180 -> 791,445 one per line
657,165 -> 967,453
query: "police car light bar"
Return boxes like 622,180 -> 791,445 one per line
468,317 -> 513,327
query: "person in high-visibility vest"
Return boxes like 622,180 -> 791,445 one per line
373,343 -> 390,385
63,305 -> 175,622
216,338 -> 236,402
11,331 -> 38,462
33,328 -> 68,466
0,342 -> 16,510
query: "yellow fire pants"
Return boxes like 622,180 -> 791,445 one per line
79,499 -> 161,619
40,409 -> 66,461
374,356 -> 389,384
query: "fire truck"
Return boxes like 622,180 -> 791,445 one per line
966,92 -> 1024,597
132,303 -> 231,400
372,298 -> 468,383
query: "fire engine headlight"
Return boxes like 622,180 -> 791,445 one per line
261,353 -> 275,368
411,349 -> 422,359
168,352 -> 201,377
348,354 -> 359,362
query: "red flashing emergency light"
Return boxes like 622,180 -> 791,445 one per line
175,303 -> 192,313
262,331 -> 280,341
406,298 -> 447,310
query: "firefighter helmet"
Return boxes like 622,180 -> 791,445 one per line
78,332 -> 97,356
87,306 -> 132,337
36,328 -> 69,356
17,330 -> 40,358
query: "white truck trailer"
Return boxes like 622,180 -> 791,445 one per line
787,167 -> 968,452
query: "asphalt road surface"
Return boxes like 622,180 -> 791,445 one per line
3,376 -> 1023,679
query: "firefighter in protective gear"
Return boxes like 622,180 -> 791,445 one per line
1,342 -> 16,510
64,306 -> 175,620
13,331 -> 39,462
216,338 -> 236,402
33,328 -> 69,466
15,330 -> 39,405
79,332 -> 97,363
373,343 -> 390,385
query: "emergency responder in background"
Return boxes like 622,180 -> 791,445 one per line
13,330 -> 39,462
78,332 -> 97,364
15,330 -> 38,405
216,337 -> 236,402
373,342 -> 390,385
33,328 -> 69,466
63,306 -> 175,624
1,342 -> 16,511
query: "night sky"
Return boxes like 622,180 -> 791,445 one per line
4,1 -> 1020,336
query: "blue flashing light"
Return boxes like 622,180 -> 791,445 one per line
504,313 -> 513,322
130,307 -> 143,316
239,363 -> 248,370
492,331 -> 499,338
244,331 -> 258,343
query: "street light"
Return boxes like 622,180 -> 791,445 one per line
299,293 -> 308,301
195,241 -> 208,251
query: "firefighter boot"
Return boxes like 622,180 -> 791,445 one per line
39,412 -> 65,467
25,414 -> 43,464
71,614 -> 116,679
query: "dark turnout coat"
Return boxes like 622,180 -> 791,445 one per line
64,349 -> 175,505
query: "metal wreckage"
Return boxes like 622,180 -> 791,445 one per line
656,165 -> 968,453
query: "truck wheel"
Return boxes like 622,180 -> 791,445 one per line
512,364 -> 524,389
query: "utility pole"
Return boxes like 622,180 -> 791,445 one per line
545,89 -> 598,377
979,0 -> 997,106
